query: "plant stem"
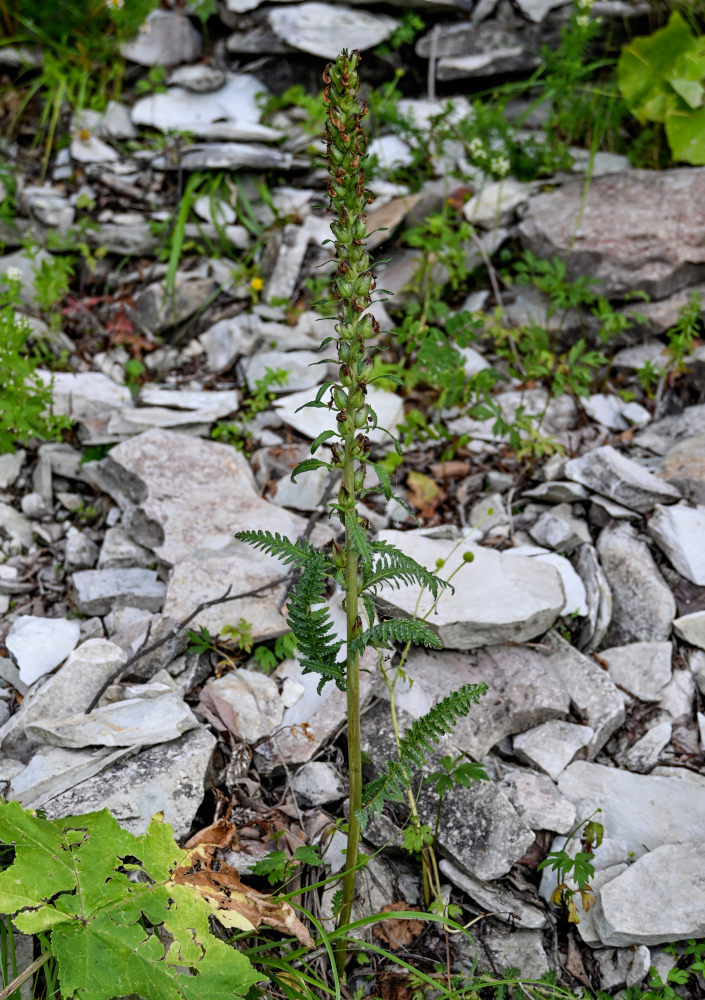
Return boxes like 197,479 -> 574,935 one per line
323,49 -> 377,973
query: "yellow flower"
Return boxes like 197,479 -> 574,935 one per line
250,276 -> 264,292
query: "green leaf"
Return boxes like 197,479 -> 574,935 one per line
617,11 -> 698,124
349,618 -> 442,656
235,530 -> 324,569
293,845 -> 322,866
369,460 -> 392,500
285,552 -> 344,692
666,103 -> 705,164
291,458 -> 331,482
669,77 -> 705,109
345,511 -> 372,565
358,682 -> 488,828
0,803 -> 263,1000
361,540 -> 452,599
310,429 -> 337,453
250,851 -> 289,885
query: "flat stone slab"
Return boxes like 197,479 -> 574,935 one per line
513,720 -> 594,780
132,74 -> 278,141
648,504 -> 705,585
395,645 -> 571,760
27,692 -> 198,749
558,761 -> 705,856
420,778 -> 534,881
37,371 -> 132,419
564,446 -> 680,513
5,616 -> 81,686
439,858 -> 547,929
0,639 -> 128,761
90,428 -> 326,566
599,641 -> 672,702
635,406 -> 705,456
72,568 -> 165,616
43,727 -> 216,840
373,531 -> 565,649
594,843 -> 705,947
673,611 -> 705,651
657,431 -> 705,504
597,523 -> 676,645
8,745 -> 126,809
535,633 -> 625,757
121,9 -> 201,67
519,168 -> 705,299
267,2 -> 397,58
201,669 -> 283,744
497,765 -> 577,834
163,553 -> 289,641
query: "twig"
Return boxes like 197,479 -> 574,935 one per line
427,24 -> 439,103
0,951 -> 51,1000
469,229 -> 504,310
85,577 -> 290,712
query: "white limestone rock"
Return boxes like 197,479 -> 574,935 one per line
513,720 -> 594,780
267,3 -> 397,58
440,858 -> 547,929
558,761 -> 705,856
622,720 -> 672,772
565,445 -> 681,513
87,429 -> 328,567
132,75 -> 279,141
5,616 -> 81,687
497,765 -> 576,834
121,10 -> 202,67
648,503 -> 705,585
599,641 -> 672,702
37,371 -> 132,420
593,843 -> 705,946
202,670 -> 283,744
673,611 -> 705,651
27,692 -> 198,749
72,568 -> 165,616
374,530 -> 565,648
274,387 -> 404,447
597,523 -> 676,645
291,762 -> 345,806
43,727 -> 216,839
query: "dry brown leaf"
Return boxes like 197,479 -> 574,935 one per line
372,902 -> 425,950
407,471 -> 445,518
170,843 -> 315,948
429,460 -> 472,479
564,932 -> 591,988
184,817 -> 240,852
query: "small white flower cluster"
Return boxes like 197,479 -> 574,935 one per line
106,0 -> 124,9
490,154 -> 510,178
467,137 -> 511,178
5,266 -> 22,284
575,0 -> 593,27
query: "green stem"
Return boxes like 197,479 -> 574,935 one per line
335,440 -> 362,970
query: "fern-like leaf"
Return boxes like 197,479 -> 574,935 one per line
357,682 -> 488,828
349,618 -> 441,657
235,530 -> 326,569
362,541 -> 452,599
285,552 -> 344,693
345,511 -> 372,566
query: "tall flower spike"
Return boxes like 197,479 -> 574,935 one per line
323,50 -> 375,969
